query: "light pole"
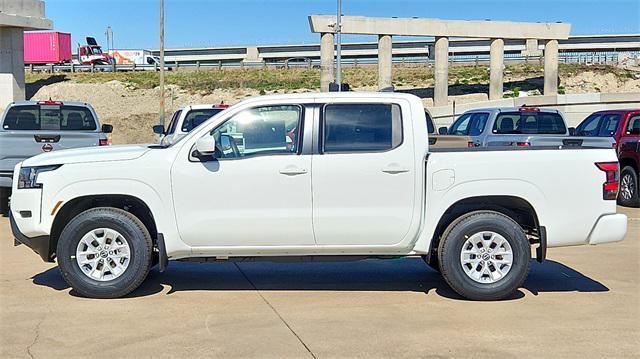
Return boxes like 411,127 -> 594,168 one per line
159,0 -> 165,127
335,0 -> 342,91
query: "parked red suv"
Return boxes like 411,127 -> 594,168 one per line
576,109 -> 640,207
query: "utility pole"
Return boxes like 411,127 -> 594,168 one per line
159,0 -> 165,127
335,0 -> 342,91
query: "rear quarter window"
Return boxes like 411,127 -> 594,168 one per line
2,105 -> 97,131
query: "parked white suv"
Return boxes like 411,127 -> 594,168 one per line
10,93 -> 627,300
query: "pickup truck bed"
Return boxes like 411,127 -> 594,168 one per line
9,92 -> 627,300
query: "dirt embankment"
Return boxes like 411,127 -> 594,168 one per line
26,65 -> 640,144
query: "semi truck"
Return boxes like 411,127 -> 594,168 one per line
24,32 -> 113,65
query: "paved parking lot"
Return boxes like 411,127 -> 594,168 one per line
1,207 -> 638,358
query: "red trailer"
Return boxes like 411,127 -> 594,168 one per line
24,31 -> 73,65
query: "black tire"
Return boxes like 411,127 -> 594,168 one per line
618,166 -> 640,208
56,207 -> 153,298
438,210 -> 531,301
0,188 -> 9,216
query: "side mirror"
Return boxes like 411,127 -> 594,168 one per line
568,127 -> 576,136
438,127 -> 448,135
101,124 -> 113,134
152,125 -> 165,135
195,136 -> 216,156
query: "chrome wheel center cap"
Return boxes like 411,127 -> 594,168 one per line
481,253 -> 491,261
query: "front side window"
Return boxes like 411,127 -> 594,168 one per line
211,105 -> 302,159
576,113 -> 620,137
323,103 -> 402,153
451,113 -> 489,136
182,108 -> 226,132
2,105 -> 97,131
626,115 -> 640,135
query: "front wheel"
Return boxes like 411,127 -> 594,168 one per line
57,207 -> 153,298
438,211 -> 531,301
618,166 -> 639,208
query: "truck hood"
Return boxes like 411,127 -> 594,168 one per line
21,144 -> 152,167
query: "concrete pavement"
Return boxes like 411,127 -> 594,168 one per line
1,207 -> 639,358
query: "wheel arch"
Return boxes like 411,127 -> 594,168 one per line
425,195 -> 541,265
49,194 -> 158,260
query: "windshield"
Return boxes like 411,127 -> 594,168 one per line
492,112 -> 566,135
576,113 -> 621,137
165,110 -> 183,135
450,113 -> 489,136
181,108 -> 226,132
2,104 -> 97,131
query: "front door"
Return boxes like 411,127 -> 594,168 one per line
312,102 -> 416,246
171,104 -> 315,247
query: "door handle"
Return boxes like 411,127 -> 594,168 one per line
381,163 -> 410,174
279,166 -> 307,176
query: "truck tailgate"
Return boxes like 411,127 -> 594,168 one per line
0,130 -> 102,172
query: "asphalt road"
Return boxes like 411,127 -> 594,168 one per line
1,207 -> 638,358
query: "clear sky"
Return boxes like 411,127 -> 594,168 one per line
46,0 -> 640,49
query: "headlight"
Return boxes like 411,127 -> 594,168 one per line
17,165 -> 61,189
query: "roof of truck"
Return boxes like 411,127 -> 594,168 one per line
463,107 -> 561,114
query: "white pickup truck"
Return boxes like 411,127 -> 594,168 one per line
9,93 -> 628,300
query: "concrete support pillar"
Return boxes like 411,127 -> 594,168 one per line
434,36 -> 449,107
0,27 -> 26,108
544,39 -> 559,95
489,38 -> 504,100
378,34 -> 393,90
320,32 -> 335,92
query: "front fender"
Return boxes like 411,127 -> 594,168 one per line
44,179 -> 190,258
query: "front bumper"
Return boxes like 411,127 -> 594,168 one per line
588,213 -> 628,245
10,211 -> 52,262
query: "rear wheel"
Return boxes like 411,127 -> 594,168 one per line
438,211 -> 531,301
56,207 -> 153,298
618,166 -> 639,208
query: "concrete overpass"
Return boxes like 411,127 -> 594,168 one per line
0,0 -> 52,109
309,15 -> 572,106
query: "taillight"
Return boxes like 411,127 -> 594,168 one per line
509,141 -> 531,147
99,138 -> 109,146
468,142 -> 475,148
595,162 -> 619,200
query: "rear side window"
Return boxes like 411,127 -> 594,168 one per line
450,113 -> 489,136
323,103 -> 402,153
2,105 -> 97,131
181,108 -> 226,132
576,113 -> 620,137
493,112 -> 566,135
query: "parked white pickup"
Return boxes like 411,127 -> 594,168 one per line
10,92 -> 627,300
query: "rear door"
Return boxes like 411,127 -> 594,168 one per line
311,101 -> 416,246
0,103 -> 102,172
